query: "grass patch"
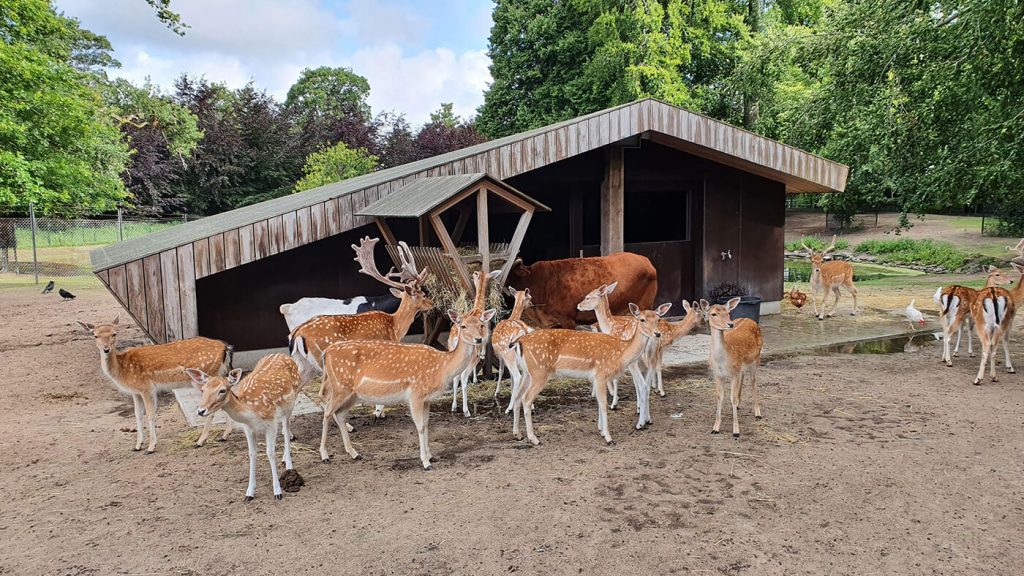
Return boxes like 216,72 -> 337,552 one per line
785,236 -> 850,252
14,221 -> 179,248
854,238 -> 967,270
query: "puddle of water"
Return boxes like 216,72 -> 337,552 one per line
817,334 -> 936,355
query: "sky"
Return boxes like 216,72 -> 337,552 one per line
54,0 -> 495,126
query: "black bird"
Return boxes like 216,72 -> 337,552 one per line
42,281 -> 55,294
59,288 -> 76,301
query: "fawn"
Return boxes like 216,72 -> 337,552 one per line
645,300 -> 703,397
491,287 -> 534,413
699,298 -> 764,438
801,236 -> 858,320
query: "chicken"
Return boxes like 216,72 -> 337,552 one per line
905,299 -> 925,330
42,280 -> 54,294
59,288 -> 76,301
788,286 -> 807,310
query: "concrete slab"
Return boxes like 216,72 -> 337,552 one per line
173,388 -> 322,428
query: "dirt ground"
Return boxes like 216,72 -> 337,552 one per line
2,284 -> 1024,576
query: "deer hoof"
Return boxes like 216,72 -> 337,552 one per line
244,495 -> 254,502
462,411 -> 471,418
711,429 -> 720,435
732,433 -> 740,438
817,317 -> 824,321
321,457 -> 331,464
992,377 -> 999,382
217,436 -> 228,442
755,415 -> 762,420
972,379 -> 982,385
194,441 -> 204,448
1008,368 -> 1016,374
424,464 -> 433,471
351,453 -> 362,461
274,493 -> 283,501
658,391 -> 666,398
132,447 -> 141,452
144,450 -> 154,455
606,440 -> 616,446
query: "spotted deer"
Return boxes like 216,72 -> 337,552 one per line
186,353 -> 301,501
509,303 -> 666,446
317,308 -> 496,469
450,269 -> 501,417
969,287 -> 1016,385
645,300 -> 703,397
492,286 -> 534,413
76,317 -> 233,453
934,265 -> 1013,366
802,235 -> 858,320
699,297 -> 764,438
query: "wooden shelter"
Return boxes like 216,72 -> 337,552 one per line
91,98 -> 848,351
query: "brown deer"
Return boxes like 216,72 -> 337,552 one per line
645,300 -> 703,397
492,286 -> 534,413
934,265 -> 1013,366
450,269 -> 501,417
802,235 -> 858,320
76,316 -> 233,453
509,303 -> 666,446
317,307 -> 496,469
698,297 -> 764,438
186,353 -> 301,501
969,287 -> 1016,385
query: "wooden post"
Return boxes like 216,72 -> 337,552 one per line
600,147 -> 624,255
498,209 -> 533,287
430,213 -> 473,293
477,188 -> 490,273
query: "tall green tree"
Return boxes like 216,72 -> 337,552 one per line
294,142 -> 377,193
284,66 -> 376,155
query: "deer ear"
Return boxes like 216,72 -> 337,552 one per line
447,309 -> 460,324
698,299 -> 710,312
628,302 -> 640,317
655,302 -> 672,317
681,300 -> 693,314
390,288 -> 403,298
227,369 -> 243,385
604,281 -> 618,295
726,297 -> 742,311
481,308 -> 497,322
76,321 -> 94,332
487,270 -> 501,279
507,286 -> 516,296
184,368 -> 208,388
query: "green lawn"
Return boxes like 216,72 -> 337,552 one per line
15,221 -> 178,248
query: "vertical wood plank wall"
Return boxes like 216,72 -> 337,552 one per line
94,99 -> 848,342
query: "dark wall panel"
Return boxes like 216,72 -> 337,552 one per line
739,174 -> 786,301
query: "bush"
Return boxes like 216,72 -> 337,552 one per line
708,282 -> 747,302
853,238 -> 967,270
785,236 -> 850,252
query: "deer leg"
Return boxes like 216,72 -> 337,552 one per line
243,425 -> 258,501
811,288 -> 822,319
131,394 -> 145,451
628,364 -> 649,429
974,337 -> 990,385
750,365 -> 762,420
610,378 -> 619,410
494,358 -> 505,398
594,378 -> 614,445
730,375 -> 742,438
281,416 -> 294,470
990,335 -> 999,382
1004,332 -> 1015,374
265,423 -> 283,500
504,359 -> 522,414
827,286 -> 841,317
334,408 -> 360,460
461,368 -> 472,418
521,370 -> 547,446
450,376 -> 459,413
712,376 -> 724,434
846,280 -> 858,315
142,389 -> 158,454
219,417 -> 233,442
654,348 -> 666,397
409,399 -> 433,470
967,318 -> 974,357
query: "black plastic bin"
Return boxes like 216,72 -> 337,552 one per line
714,296 -> 762,324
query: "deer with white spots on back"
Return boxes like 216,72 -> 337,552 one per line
801,235 -> 858,320
699,298 -> 764,438
968,287 -> 1016,385
186,353 -> 302,502
934,265 -> 1012,367
449,268 -> 500,418
491,286 -> 534,413
76,316 -> 233,454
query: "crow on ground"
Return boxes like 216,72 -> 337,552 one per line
59,288 -> 76,300
42,280 -> 55,294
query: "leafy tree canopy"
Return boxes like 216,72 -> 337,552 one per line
294,142 -> 378,193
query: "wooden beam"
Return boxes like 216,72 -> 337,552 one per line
430,213 -> 473,293
600,146 -> 624,255
374,217 -> 403,270
451,207 -> 471,245
477,187 -> 490,273
499,209 -> 533,288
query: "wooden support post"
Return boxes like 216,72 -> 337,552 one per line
499,209 -> 533,288
452,207 -> 471,245
477,188 -> 490,273
430,213 -> 473,294
600,147 -> 624,255
374,217 -> 402,269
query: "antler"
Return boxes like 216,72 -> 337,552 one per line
822,235 -> 838,255
395,241 -> 429,285
1006,238 -> 1024,256
352,237 -> 410,290
800,239 -> 813,253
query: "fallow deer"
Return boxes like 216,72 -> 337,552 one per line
802,235 -> 858,320
699,298 -> 764,438
492,286 -> 534,412
317,308 -> 496,469
186,353 -> 302,501
934,265 -> 1012,366
76,317 -> 233,453
645,300 -> 703,397
509,303 -> 667,446
969,287 -> 1016,385
450,269 -> 501,418
576,282 -> 645,410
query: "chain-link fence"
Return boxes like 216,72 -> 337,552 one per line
0,204 -> 188,283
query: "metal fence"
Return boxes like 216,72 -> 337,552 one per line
0,204 -> 187,282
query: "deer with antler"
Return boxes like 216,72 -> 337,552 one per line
509,303 -> 668,446
801,235 -> 858,320
77,316 -> 234,454
317,307 -> 496,469
491,286 -> 534,412
449,268 -> 501,417
934,265 -> 1013,367
969,287 -> 1016,385
699,297 -> 764,438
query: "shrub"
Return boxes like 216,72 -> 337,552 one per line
853,238 -> 967,270
708,282 -> 747,302
785,236 -> 850,252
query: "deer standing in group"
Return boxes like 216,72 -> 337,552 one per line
969,287 -> 1016,385
77,316 -> 233,454
449,269 -> 501,418
509,303 -> 667,446
644,300 -> 703,397
491,287 -> 534,413
289,237 -> 432,422
317,308 -> 496,469
187,353 -> 302,501
934,265 -> 1013,367
699,297 -> 764,438
802,236 -> 858,320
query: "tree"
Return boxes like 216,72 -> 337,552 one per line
284,66 -> 376,155
376,112 -> 418,168
294,142 -> 378,193
414,103 -> 488,159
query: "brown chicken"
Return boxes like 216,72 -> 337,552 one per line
788,286 -> 808,310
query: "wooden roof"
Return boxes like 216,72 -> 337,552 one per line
90,98 -> 848,344
357,173 -> 549,218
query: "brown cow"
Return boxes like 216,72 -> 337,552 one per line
510,252 -> 657,329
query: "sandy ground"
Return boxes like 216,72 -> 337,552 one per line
2,285 -> 1024,576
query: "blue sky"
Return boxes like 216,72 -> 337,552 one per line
54,0 -> 495,125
